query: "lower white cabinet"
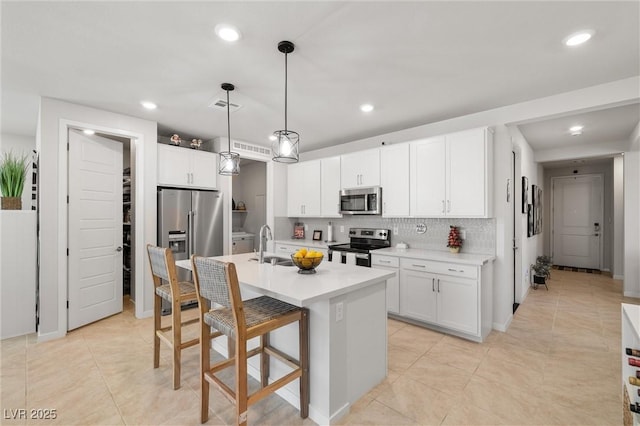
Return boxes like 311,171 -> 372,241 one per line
397,257 -> 492,342
371,254 -> 400,314
274,243 -> 328,258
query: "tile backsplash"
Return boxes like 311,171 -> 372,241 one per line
274,216 -> 496,255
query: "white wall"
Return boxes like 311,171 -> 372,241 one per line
613,155 -> 624,279
509,126 -> 542,306
624,122 -> 640,297
0,133 -> 36,209
37,98 -> 157,340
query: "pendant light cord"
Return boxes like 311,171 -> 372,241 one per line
226,88 -> 231,151
284,52 -> 288,133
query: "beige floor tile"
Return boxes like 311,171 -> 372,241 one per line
343,399 -> 417,425
374,375 -> 455,425
0,271 -> 633,425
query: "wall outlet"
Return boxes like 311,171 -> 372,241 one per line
393,225 -> 399,235
340,226 -> 344,233
304,224 -> 308,231
461,230 -> 466,239
336,302 -> 344,322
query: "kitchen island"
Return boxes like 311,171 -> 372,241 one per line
176,252 -> 394,425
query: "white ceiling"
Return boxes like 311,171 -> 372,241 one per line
2,1 -> 639,154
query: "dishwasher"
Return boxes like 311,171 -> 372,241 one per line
232,233 -> 255,254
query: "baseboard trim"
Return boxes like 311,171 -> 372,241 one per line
37,329 -> 66,342
493,314 -> 513,333
614,274 -> 624,280
624,291 -> 640,299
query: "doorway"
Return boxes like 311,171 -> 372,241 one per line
512,150 -> 519,313
551,174 -> 604,269
232,159 -> 267,252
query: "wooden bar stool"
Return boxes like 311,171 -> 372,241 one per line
191,256 -> 309,426
146,244 -> 202,390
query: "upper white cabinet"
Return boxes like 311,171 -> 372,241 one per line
157,144 -> 218,189
341,148 -> 380,188
320,156 -> 342,217
380,144 -> 410,217
410,127 -> 492,217
287,160 -> 321,217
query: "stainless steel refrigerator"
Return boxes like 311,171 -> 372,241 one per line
158,188 -> 223,312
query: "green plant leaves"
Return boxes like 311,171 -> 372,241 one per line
0,150 -> 29,197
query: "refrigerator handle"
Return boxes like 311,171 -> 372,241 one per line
188,210 -> 194,257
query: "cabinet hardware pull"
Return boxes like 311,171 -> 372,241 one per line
380,260 -> 391,263
447,200 -> 451,213
447,268 -> 464,272
412,264 -> 425,268
442,200 -> 445,213
432,278 -> 435,292
437,279 -> 440,292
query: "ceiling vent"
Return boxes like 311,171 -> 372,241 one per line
208,98 -> 242,112
213,137 -> 271,160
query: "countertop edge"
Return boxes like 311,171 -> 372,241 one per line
372,247 -> 495,266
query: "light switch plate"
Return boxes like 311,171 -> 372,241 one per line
393,225 -> 399,235
340,226 -> 345,233
336,302 -> 344,322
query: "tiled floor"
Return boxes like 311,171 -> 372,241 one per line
0,269 -> 636,425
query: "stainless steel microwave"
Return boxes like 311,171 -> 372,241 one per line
339,187 -> 382,215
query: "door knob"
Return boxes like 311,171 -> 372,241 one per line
594,233 -> 599,236
116,246 -> 123,252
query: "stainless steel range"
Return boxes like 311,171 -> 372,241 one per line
328,228 -> 391,267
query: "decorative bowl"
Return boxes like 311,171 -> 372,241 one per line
290,254 -> 323,274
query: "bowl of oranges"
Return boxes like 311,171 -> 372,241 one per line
291,248 -> 324,274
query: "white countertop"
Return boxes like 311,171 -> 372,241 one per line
175,252 -> 394,307
373,247 -> 495,266
274,239 -> 347,249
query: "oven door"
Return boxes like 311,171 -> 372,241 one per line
355,253 -> 371,267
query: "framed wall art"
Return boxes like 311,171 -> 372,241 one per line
533,185 -> 543,235
527,204 -> 534,237
521,176 -> 529,213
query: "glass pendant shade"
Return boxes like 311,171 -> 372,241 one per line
218,82 -> 240,176
219,150 -> 240,175
272,40 -> 299,163
272,130 -> 299,163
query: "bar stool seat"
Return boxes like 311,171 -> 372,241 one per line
191,256 -> 309,426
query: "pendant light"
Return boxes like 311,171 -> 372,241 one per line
218,83 -> 240,175
272,40 -> 299,163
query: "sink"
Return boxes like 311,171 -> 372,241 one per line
248,256 -> 295,267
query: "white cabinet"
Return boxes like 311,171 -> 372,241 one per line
380,144 -> 410,217
397,256 -> 492,341
320,156 -> 342,217
287,160 -> 321,217
410,136 -> 446,216
410,127 -> 492,217
340,148 -> 380,188
157,144 -> 218,189
371,254 -> 400,314
232,235 -> 254,254
274,243 -> 328,258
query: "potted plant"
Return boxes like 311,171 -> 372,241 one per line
447,225 -> 463,253
531,255 -> 552,289
0,150 -> 29,210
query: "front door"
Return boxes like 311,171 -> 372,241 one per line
68,129 -> 123,330
552,175 -> 603,269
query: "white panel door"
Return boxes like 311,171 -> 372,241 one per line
446,128 -> 486,216
68,130 -> 123,330
381,143 -> 410,217
410,136 -> 446,216
552,175 -> 603,269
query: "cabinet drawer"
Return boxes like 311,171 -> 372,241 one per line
371,255 -> 399,268
400,258 -> 477,279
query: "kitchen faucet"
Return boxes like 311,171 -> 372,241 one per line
258,224 -> 272,264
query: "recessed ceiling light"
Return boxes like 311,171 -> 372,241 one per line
569,125 -> 583,136
215,24 -> 241,42
269,135 -> 277,142
141,101 -> 157,110
360,104 -> 374,113
564,30 -> 594,47
83,129 -> 95,135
